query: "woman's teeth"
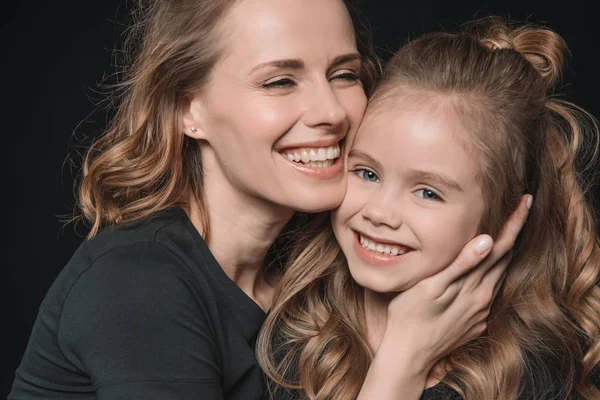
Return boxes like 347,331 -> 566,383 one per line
359,234 -> 407,256
283,145 -> 340,167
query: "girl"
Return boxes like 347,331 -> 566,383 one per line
259,16 -> 600,400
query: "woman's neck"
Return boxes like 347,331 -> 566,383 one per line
187,168 -> 294,312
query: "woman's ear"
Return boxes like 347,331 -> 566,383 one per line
182,95 -> 209,140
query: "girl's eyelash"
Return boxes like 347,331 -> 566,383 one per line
349,169 -> 443,201
415,188 -> 442,201
350,168 -> 379,182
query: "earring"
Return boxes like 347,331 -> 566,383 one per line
190,127 -> 197,133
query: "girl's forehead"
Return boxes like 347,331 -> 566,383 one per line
357,95 -> 480,160
364,90 -> 476,135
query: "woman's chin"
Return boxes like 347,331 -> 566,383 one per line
289,191 -> 345,214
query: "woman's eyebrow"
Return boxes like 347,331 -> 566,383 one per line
250,53 -> 360,74
250,59 -> 305,74
330,53 -> 361,68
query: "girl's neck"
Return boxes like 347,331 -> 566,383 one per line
364,289 -> 395,351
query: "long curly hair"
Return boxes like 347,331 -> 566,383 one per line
76,0 -> 381,239
257,17 -> 600,399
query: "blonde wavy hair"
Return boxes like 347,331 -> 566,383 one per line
257,16 -> 600,399
76,0 -> 381,239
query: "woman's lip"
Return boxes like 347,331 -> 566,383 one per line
352,231 -> 412,267
279,138 -> 345,180
280,152 -> 344,180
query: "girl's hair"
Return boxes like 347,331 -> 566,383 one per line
257,16 -> 600,399
77,0 -> 381,239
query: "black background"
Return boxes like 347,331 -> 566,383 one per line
3,0 -> 598,397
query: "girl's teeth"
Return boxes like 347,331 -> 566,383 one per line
359,234 -> 407,256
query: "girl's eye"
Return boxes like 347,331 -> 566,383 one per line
354,168 -> 379,182
415,188 -> 441,201
262,78 -> 295,89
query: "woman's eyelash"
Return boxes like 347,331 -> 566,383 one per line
332,72 -> 361,82
262,71 -> 361,89
262,78 -> 295,89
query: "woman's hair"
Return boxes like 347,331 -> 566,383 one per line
257,16 -> 600,399
76,0 -> 381,239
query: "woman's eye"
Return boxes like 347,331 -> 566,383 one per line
354,168 -> 379,182
331,72 -> 361,82
415,188 -> 441,201
262,78 -> 295,89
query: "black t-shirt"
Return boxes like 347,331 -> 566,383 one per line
420,383 -> 461,399
268,381 -> 455,399
9,208 -> 267,400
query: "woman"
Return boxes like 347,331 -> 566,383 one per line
259,16 -> 600,400
9,2 -> 527,399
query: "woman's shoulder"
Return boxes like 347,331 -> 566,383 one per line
43,209 -> 218,343
80,207 -> 190,252
69,207 -> 198,272
45,208 -> 205,311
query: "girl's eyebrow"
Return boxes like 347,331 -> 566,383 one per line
348,149 -> 382,170
406,169 -> 464,192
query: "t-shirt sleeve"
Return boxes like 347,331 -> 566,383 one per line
58,241 -> 223,399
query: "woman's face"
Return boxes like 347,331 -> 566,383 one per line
186,0 -> 367,213
332,96 -> 486,294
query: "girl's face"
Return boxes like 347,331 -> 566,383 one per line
185,0 -> 367,213
332,96 -> 486,293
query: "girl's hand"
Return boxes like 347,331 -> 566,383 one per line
358,194 -> 531,400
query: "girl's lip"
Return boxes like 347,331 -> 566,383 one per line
352,231 -> 412,267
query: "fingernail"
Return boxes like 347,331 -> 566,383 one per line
474,235 -> 492,254
526,195 -> 533,210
